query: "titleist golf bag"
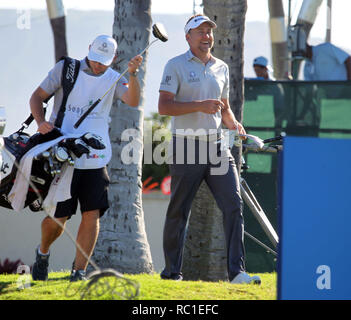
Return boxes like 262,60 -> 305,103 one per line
0,56 -> 106,212
0,128 -> 106,212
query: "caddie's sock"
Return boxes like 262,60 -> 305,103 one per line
38,247 -> 50,256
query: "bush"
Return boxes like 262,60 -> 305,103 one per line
142,113 -> 171,190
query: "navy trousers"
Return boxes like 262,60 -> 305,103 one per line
161,137 -> 245,281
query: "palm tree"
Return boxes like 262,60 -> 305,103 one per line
268,0 -> 289,79
46,0 -> 67,62
90,0 -> 153,274
183,0 -> 248,281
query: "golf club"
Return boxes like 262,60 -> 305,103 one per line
74,23 -> 168,129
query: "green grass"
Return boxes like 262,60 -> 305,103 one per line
0,272 -> 276,300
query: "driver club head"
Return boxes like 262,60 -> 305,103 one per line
152,23 -> 168,42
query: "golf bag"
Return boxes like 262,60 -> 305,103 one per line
0,56 -> 84,211
0,55 -> 109,211
0,128 -> 106,212
0,131 -> 53,211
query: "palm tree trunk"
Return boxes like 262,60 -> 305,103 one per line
90,0 -> 153,274
183,182 -> 228,281
46,0 -> 67,62
269,0 -> 289,79
183,0 -> 247,281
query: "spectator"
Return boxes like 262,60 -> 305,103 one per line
253,56 -> 275,80
249,57 -> 284,132
304,42 -> 351,81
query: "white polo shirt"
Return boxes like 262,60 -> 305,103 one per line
159,50 -> 230,136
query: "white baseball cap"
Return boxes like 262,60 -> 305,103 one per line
253,56 -> 273,71
88,35 -> 117,66
184,15 -> 217,34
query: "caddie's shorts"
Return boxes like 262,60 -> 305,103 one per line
54,167 -> 110,220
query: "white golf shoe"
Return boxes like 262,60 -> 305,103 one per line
231,272 -> 261,285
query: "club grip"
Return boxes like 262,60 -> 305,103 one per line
74,99 -> 101,129
263,135 -> 283,144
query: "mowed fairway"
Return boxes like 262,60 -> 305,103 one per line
0,272 -> 276,300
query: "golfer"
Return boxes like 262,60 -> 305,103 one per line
30,35 -> 142,282
158,14 -> 261,284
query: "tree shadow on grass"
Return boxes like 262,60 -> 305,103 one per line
0,275 -> 74,299
47,274 -> 70,281
0,281 -> 11,294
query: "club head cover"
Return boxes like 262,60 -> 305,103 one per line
63,138 -> 90,158
81,133 -> 106,150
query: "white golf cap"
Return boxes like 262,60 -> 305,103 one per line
184,15 -> 217,34
88,35 -> 117,66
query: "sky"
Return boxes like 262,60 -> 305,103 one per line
0,0 -> 350,51
0,0 -> 350,135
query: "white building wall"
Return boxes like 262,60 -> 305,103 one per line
0,192 -> 169,273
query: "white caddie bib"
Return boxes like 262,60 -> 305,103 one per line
59,67 -> 120,169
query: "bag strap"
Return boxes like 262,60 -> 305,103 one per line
54,57 -> 80,128
18,114 -> 37,132
18,56 -> 80,132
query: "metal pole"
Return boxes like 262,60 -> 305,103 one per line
326,0 -> 332,42
296,0 -> 323,37
293,0 -> 323,79
240,177 -> 279,248
244,231 -> 277,256
288,0 -> 292,27
287,0 -> 292,78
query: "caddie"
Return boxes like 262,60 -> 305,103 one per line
30,34 -> 142,282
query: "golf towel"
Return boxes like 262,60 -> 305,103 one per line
8,134 -> 80,213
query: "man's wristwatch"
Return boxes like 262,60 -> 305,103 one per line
129,69 -> 139,77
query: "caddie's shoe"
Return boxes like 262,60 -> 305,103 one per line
70,270 -> 87,282
231,272 -> 261,285
32,247 -> 50,281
